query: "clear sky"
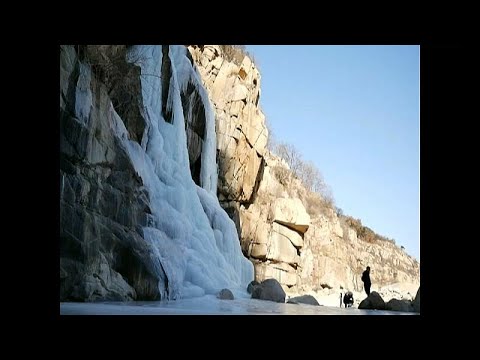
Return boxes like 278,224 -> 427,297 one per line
247,45 -> 420,261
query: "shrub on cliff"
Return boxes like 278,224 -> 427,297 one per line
272,141 -> 334,207
219,45 -> 257,66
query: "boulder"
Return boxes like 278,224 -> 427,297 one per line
251,278 -> 286,303
358,291 -> 386,310
287,295 -> 320,306
385,298 -> 413,312
217,288 -> 234,300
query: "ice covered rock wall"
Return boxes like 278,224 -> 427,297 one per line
60,45 -> 253,302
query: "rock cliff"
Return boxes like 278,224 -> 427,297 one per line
188,45 -> 419,296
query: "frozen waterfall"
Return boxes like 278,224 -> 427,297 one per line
104,45 -> 253,300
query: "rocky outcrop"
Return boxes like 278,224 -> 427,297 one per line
358,291 -> 386,310
251,278 -> 286,303
271,198 -> 311,233
188,46 -> 267,205
60,45 -> 162,301
189,45 -> 420,298
287,295 -> 320,306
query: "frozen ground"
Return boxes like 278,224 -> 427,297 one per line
60,295 -> 417,315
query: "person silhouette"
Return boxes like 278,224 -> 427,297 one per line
343,291 -> 354,307
361,266 -> 371,296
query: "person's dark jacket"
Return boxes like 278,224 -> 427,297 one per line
361,270 -> 371,285
343,291 -> 354,306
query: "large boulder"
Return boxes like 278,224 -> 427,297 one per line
287,295 -> 320,306
385,298 -> 413,312
358,291 -> 386,310
251,278 -> 286,303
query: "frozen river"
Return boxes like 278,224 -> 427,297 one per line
60,295 -> 417,315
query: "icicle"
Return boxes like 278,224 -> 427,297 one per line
111,45 -> 254,300
74,62 -> 92,124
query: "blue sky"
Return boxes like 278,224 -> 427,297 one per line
247,45 -> 420,260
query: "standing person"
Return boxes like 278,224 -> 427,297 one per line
361,266 -> 371,296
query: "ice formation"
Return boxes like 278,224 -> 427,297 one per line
104,45 -> 253,300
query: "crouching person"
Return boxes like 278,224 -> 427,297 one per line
343,291 -> 354,308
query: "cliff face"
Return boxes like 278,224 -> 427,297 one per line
60,45 -> 156,301
60,45 -> 253,302
188,45 -> 419,295
187,45 -> 267,237
59,44 -> 418,303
